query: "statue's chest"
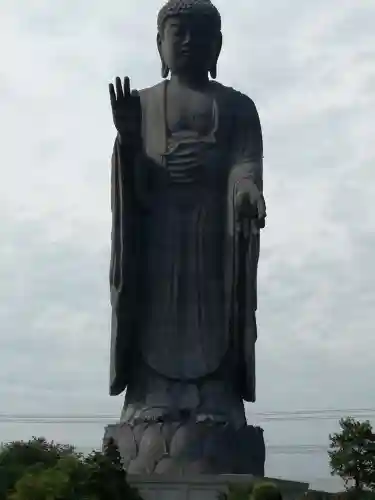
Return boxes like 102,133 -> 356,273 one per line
166,90 -> 215,136
140,84 -> 231,186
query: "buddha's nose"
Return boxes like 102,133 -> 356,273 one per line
182,30 -> 192,45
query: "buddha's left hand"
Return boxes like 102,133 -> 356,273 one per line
235,181 -> 266,229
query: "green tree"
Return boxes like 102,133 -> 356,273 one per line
251,482 -> 282,500
222,481 -> 282,500
222,483 -> 253,500
0,437 -> 140,500
329,417 -> 375,493
0,437 -> 77,500
9,463 -> 74,500
83,439 -> 141,500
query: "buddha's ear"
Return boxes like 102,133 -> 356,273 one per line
157,33 -> 170,78
209,32 -> 222,80
157,33 -> 162,54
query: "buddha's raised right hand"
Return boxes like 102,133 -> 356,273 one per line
109,76 -> 141,151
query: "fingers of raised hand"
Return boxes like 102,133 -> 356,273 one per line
116,76 -> 131,99
115,76 -> 124,99
123,76 -> 130,96
109,76 -> 131,105
109,83 -> 116,107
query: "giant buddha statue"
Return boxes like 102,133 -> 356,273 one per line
104,0 -> 267,475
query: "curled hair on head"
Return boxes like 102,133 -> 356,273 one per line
157,0 -> 221,35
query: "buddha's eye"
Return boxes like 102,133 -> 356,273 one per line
173,27 -> 185,39
168,23 -> 182,35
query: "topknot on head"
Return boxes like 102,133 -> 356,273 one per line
157,0 -> 221,34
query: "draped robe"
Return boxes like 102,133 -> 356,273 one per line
109,80 -> 264,403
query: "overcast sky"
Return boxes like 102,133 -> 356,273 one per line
1,0 -> 374,492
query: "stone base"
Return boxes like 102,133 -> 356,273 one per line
103,421 -> 265,475
128,474 -> 310,500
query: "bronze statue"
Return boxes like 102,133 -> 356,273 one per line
105,0 -> 266,474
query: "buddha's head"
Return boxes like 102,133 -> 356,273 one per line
157,0 -> 222,80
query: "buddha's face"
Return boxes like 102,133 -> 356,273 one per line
158,15 -> 221,77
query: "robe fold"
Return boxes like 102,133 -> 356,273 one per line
109,81 -> 264,402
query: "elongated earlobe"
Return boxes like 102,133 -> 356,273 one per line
209,64 -> 217,79
161,60 -> 169,78
210,33 -> 222,80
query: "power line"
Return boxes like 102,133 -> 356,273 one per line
2,407 -> 375,417
253,408 -> 375,416
0,408 -> 374,423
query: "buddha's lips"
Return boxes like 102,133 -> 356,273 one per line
179,46 -> 194,55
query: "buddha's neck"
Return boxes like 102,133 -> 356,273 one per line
169,72 -> 210,91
